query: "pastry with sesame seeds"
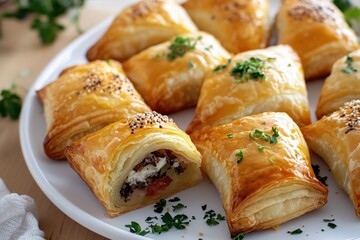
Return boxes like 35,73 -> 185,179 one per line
276,0 -> 358,80
302,99 -> 360,216
37,60 -> 150,160
86,0 -> 198,62
64,111 -> 202,217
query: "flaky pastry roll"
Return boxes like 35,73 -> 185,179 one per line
182,0 -> 270,54
123,31 -> 231,114
316,49 -> 360,119
37,60 -> 150,160
190,112 -> 328,236
302,100 -> 360,216
276,0 -> 358,79
187,45 -> 310,134
65,111 -> 202,217
86,0 -> 198,62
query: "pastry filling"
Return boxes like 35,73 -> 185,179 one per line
120,150 -> 185,201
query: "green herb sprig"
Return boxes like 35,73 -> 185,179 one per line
341,55 -> 358,74
2,0 -> 85,44
167,36 -> 201,60
249,127 -> 280,144
333,0 -> 360,37
125,221 -> 149,236
203,209 -> 226,226
312,164 -> 328,186
0,87 -> 22,120
287,228 -> 303,235
230,57 -> 266,83
213,59 -> 232,72
233,233 -> 245,240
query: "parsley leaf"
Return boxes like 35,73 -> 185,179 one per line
125,221 -> 149,236
154,199 -> 167,213
230,57 -> 266,83
2,0 -> 84,44
145,216 -> 158,224
203,210 -> 226,226
323,218 -> 335,222
232,233 -> 245,240
235,150 -> 243,164
227,133 -> 234,138
328,223 -> 337,229
167,36 -> 201,60
287,228 -> 303,234
312,164 -> 328,186
169,197 -> 181,202
201,204 -> 207,211
341,55 -> 358,74
249,127 -> 280,144
172,203 -> 187,212
333,0 -> 360,36
0,89 -> 22,120
150,212 -> 190,234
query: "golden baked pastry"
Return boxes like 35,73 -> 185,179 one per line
65,111 -> 202,217
276,0 -> 358,80
302,100 -> 360,216
86,0 -> 198,62
190,112 -> 328,236
123,31 -> 231,114
187,45 -> 311,134
182,0 -> 270,54
316,49 -> 360,119
37,60 -> 150,160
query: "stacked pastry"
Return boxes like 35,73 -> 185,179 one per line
36,0 -> 360,238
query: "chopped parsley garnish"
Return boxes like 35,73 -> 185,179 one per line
249,127 -> 280,144
203,210 -> 225,226
167,36 -> 201,60
213,59 -> 232,72
227,133 -> 234,138
0,88 -> 22,120
257,145 -> 266,151
235,150 -> 243,163
269,159 -> 275,166
323,218 -> 335,222
189,60 -> 194,69
201,204 -> 207,211
169,197 -> 181,202
145,216 -> 158,224
230,57 -> 266,83
328,223 -> 337,229
312,164 -> 328,186
266,57 -> 276,62
154,199 -> 167,213
204,45 -> 213,51
287,228 -> 303,234
341,55 -> 358,74
154,53 -> 164,59
233,233 -> 245,240
125,221 -> 149,236
172,203 -> 187,212
150,212 -> 190,234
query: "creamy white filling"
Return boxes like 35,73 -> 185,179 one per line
126,157 -> 167,186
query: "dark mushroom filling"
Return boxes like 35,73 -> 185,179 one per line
120,150 -> 185,202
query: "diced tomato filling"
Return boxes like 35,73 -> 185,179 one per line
146,176 -> 172,196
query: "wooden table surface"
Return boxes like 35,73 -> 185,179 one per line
0,4 -> 122,240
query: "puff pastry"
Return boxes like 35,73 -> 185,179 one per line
37,60 -> 150,160
65,111 -> 202,217
276,0 -> 359,80
187,45 -> 311,134
86,0 -> 198,62
182,0 -> 270,54
302,100 -> 360,216
316,49 -> 360,119
123,31 -> 231,114
190,112 -> 328,236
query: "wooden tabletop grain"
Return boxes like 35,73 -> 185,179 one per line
0,5 -> 121,240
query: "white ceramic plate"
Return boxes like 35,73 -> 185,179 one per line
20,1 -> 360,240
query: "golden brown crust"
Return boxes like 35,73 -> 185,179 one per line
123,31 -> 231,114
86,0 -> 197,62
276,0 -> 359,80
183,0 -> 270,54
316,49 -> 360,119
302,100 -> 360,216
65,111 -> 202,217
186,45 -> 311,134
37,60 -> 150,160
191,112 -> 328,235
